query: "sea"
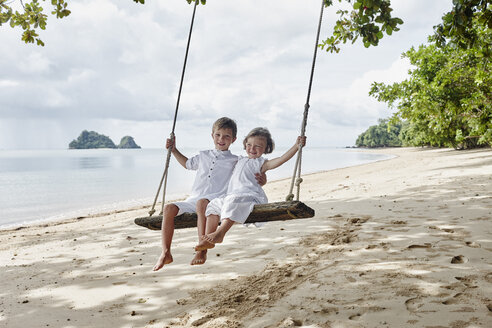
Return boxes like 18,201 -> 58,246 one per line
0,147 -> 391,229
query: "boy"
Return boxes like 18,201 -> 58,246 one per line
153,117 -> 265,271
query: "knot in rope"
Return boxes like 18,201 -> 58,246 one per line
295,177 -> 303,186
285,193 -> 294,201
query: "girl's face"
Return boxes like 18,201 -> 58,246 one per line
245,136 -> 267,159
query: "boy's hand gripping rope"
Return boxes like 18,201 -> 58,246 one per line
149,0 -> 198,217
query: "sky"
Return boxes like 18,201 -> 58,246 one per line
0,0 -> 452,150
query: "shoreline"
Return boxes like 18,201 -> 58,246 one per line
0,147 -> 394,232
1,147 -> 491,328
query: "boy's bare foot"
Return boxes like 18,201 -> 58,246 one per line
153,252 -> 173,271
190,250 -> 207,265
194,237 -> 215,251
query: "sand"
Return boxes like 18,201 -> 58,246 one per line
1,147 -> 491,328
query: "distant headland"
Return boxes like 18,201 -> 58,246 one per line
69,130 -> 141,149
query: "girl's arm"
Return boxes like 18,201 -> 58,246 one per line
167,138 -> 188,168
260,136 -> 306,173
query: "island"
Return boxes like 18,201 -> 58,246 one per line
69,130 -> 141,149
118,136 -> 141,149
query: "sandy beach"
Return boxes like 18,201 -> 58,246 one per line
1,147 -> 491,328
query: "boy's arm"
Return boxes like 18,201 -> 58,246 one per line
167,138 -> 188,169
261,136 -> 306,173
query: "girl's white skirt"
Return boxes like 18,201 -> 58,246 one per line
206,194 -> 265,224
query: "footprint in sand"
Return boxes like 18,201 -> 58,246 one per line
407,243 -> 432,249
484,273 -> 492,284
252,249 -> 271,257
314,306 -> 338,315
451,255 -> 468,264
442,293 -> 464,305
454,276 -> 478,287
465,241 -> 481,248
390,220 -> 407,225
278,317 -> 303,327
405,297 -> 423,313
112,281 -> 127,285
345,276 -> 356,283
349,313 -> 362,320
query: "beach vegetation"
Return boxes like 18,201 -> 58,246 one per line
356,119 -> 402,148
432,0 -> 492,52
370,13 -> 491,149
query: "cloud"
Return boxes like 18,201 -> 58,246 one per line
0,0 -> 451,149
309,57 -> 411,130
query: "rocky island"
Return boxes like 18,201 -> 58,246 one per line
69,130 -> 141,149
118,135 -> 141,149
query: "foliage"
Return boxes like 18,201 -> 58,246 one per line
320,0 -> 403,53
355,118 -> 402,147
69,130 -> 116,149
369,16 -> 491,149
432,0 -> 492,53
0,0 -> 71,46
187,0 -> 405,53
1,0 -> 402,50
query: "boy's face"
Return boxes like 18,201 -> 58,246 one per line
212,128 -> 236,151
245,136 -> 267,159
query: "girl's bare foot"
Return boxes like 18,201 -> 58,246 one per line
190,250 -> 207,265
195,230 -> 226,251
203,230 -> 225,244
153,251 -> 173,271
194,236 -> 215,251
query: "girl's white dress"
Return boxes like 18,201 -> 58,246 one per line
206,155 -> 268,224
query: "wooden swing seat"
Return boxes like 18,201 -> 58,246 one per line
134,201 -> 315,230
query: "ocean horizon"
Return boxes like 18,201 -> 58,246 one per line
0,147 -> 392,229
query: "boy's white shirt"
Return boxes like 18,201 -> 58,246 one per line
185,149 -> 238,202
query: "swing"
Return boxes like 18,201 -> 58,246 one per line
135,0 -> 325,230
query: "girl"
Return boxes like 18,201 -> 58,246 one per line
195,127 -> 306,251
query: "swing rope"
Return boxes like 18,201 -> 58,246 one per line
147,0 -> 323,216
286,0 -> 325,202
148,0 -> 199,217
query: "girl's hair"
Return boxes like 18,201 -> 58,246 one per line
243,127 -> 275,154
213,117 -> 237,138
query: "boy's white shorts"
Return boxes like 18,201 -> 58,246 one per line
173,200 -> 198,215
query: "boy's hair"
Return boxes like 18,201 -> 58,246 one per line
243,127 -> 275,154
213,117 -> 237,138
